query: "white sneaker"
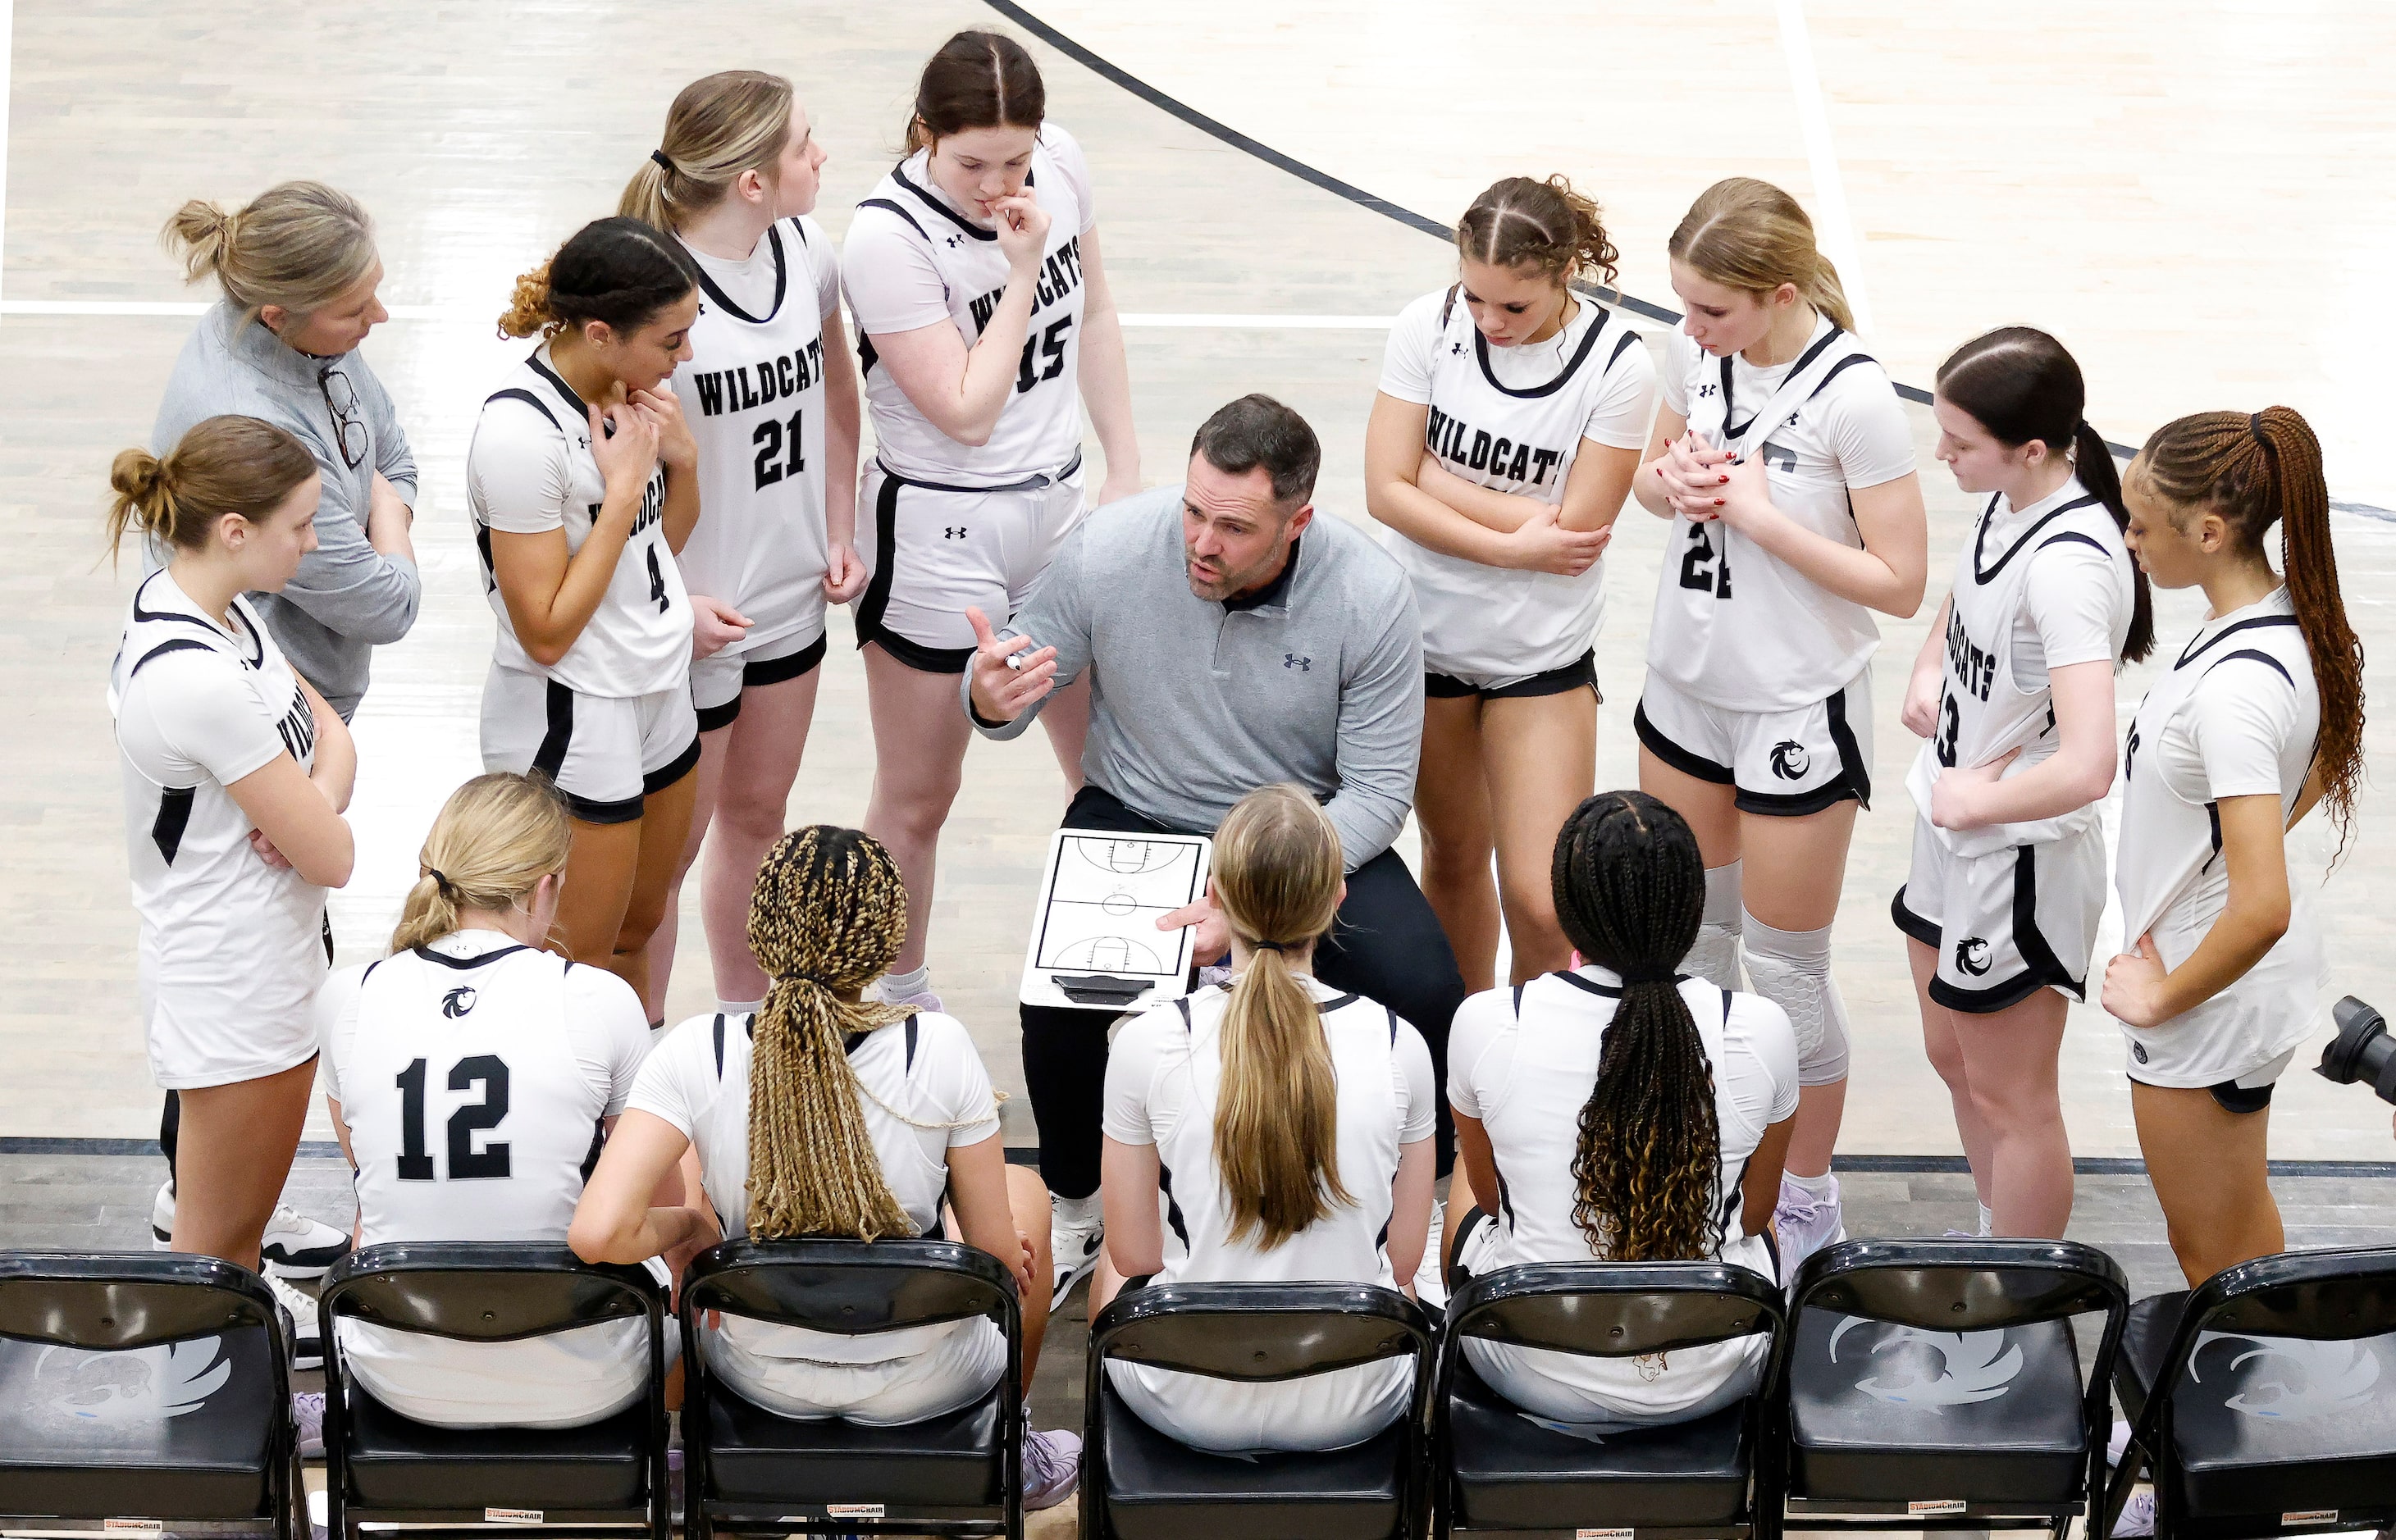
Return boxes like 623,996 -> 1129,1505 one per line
152,1180 -> 352,1279
2112,1489 -> 2155,1536
266,1273 -> 324,1371
1773,1174 -> 1847,1280
1050,1205 -> 1105,1310
1413,1198 -> 1448,1311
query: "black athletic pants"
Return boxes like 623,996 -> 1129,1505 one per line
1020,785 -> 1468,1198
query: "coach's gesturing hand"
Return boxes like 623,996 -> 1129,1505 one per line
965,605 -> 1057,724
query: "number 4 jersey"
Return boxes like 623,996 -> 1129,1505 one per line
467,343 -> 691,698
670,216 -> 842,659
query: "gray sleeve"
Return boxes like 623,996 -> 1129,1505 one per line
1323,576 -> 1424,869
278,461 -> 423,646
364,366 -> 419,502
962,521 -> 1097,740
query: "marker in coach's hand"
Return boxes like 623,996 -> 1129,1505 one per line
966,604 -> 1057,723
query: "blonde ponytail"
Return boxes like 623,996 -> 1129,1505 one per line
1668,176 -> 1855,333
162,182 -> 377,324
389,774 -> 573,953
1209,785 -> 1353,1249
619,71 -> 796,235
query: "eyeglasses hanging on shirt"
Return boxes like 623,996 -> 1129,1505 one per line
319,365 -> 368,470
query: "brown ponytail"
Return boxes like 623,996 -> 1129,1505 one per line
1455,175 -> 1621,292
1209,785 -> 1353,1250
1668,177 -> 1856,334
905,30 -> 1044,153
106,415 -> 317,563
2132,407 -> 2366,844
163,182 -> 377,324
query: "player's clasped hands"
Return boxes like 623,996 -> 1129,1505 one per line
965,605 -> 1057,722
1653,427 -> 1737,518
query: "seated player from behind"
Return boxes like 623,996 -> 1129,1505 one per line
317,772 -> 660,1428
1445,791 -> 1797,1429
570,827 -> 1081,1510
1090,784 -> 1438,1455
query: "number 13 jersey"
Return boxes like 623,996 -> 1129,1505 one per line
468,344 -> 691,698
844,124 -> 1094,486
1647,317 -> 1915,713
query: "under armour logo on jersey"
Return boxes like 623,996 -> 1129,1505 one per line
1955,938 -> 1993,977
440,986 -> 479,1018
1449,340 -> 1467,357
943,526 -> 968,540
945,234 -> 963,248
1696,383 -> 1718,399
1768,740 -> 1811,780
1284,654 -> 1312,672
1787,412 -> 1801,426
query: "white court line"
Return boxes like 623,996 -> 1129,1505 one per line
0,0 -> 13,308
0,299 -> 1398,328
1773,0 -> 1874,337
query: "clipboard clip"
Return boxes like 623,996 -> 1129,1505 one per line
1051,973 -> 1154,1008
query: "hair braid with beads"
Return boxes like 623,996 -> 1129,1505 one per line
2130,406 -> 2366,849
1550,791 -> 1724,1262
742,826 -> 920,1241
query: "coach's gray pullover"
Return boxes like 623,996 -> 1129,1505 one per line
152,301 -> 421,718
966,485 -> 1423,870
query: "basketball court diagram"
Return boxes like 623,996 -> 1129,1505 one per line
1024,832 -> 1212,1002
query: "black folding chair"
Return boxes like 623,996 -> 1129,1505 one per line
1082,1280 -> 1434,1540
1779,1238 -> 2128,1537
2106,1245 -> 2396,1538
679,1237 -> 1023,1540
317,1242 -> 669,1540
0,1251 -> 295,1538
1432,1260 -> 1788,1540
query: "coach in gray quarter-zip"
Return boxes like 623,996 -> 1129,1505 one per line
965,393 -> 1469,1261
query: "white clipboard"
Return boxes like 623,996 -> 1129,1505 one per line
1019,829 -> 1213,1013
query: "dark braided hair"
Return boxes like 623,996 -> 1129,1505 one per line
1551,791 -> 1723,1262
2129,406 -> 2366,849
498,215 -> 701,340
743,826 -> 918,1241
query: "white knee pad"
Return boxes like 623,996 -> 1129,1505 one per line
1741,915 -> 1851,1085
1681,863 -> 1746,991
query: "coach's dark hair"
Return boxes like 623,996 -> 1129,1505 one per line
107,414 -> 318,562
745,827 -> 924,1242
498,216 -> 701,341
906,30 -> 1044,153
1550,791 -> 1723,1263
1458,175 -> 1620,292
2130,407 -> 2366,848
1190,394 -> 1321,508
1938,326 -> 2154,663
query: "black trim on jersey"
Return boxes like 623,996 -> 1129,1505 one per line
2204,647 -> 2298,690
527,355 -> 591,421
713,1012 -> 729,1078
408,943 -> 532,970
322,911 -> 335,967
532,681 -> 575,783
1719,326 -> 1846,443
2175,614 -> 2300,671
1554,971 -> 1624,1000
485,386 -> 562,434
2202,801 -> 2225,876
643,734 -> 702,797
1470,305 -> 1611,401
1889,886 -> 1942,950
151,787 -> 195,867
687,222 -> 790,326
1970,492 -> 2102,584
130,576 -> 267,671
2037,531 -> 2112,559
842,1015 -> 921,1073
857,198 -> 931,244
1924,844 -> 2085,1014
890,163 -> 998,242
130,637 -> 218,677
578,1119 -> 607,1185
1156,1158 -> 1191,1252
1633,699 -> 1736,785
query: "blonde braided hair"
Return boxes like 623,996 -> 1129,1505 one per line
743,826 -> 918,1241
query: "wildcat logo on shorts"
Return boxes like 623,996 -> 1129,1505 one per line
1285,654 -> 1312,672
1769,740 -> 1810,780
2133,1041 -> 2149,1064
1955,937 -> 1992,977
441,986 -> 479,1019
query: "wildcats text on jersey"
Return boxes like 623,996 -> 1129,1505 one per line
1944,604 -> 1997,704
690,339 -> 826,418
965,236 -> 1085,334
1424,404 -> 1568,489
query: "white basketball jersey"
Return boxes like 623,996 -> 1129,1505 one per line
1147,988 -> 1408,1289
110,572 -> 326,1027
1906,482 -> 2133,856
1388,289 -> 1654,681
849,130 -> 1091,485
672,217 -> 833,654
342,944 -> 609,1244
1647,321 -> 1892,711
468,348 -> 691,697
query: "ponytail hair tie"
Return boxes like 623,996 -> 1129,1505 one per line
1250,940 -> 1289,953
1619,965 -> 1680,986
427,868 -> 458,901
650,148 -> 677,175
2249,411 -> 2274,450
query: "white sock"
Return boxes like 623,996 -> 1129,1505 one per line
1052,1191 -> 1102,1226
714,998 -> 763,1018
879,964 -> 930,1000
1978,1201 -> 1996,1237
1682,862 -> 1745,991
1785,1169 -> 1837,1200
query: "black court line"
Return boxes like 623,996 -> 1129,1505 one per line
990,0 -> 2396,522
